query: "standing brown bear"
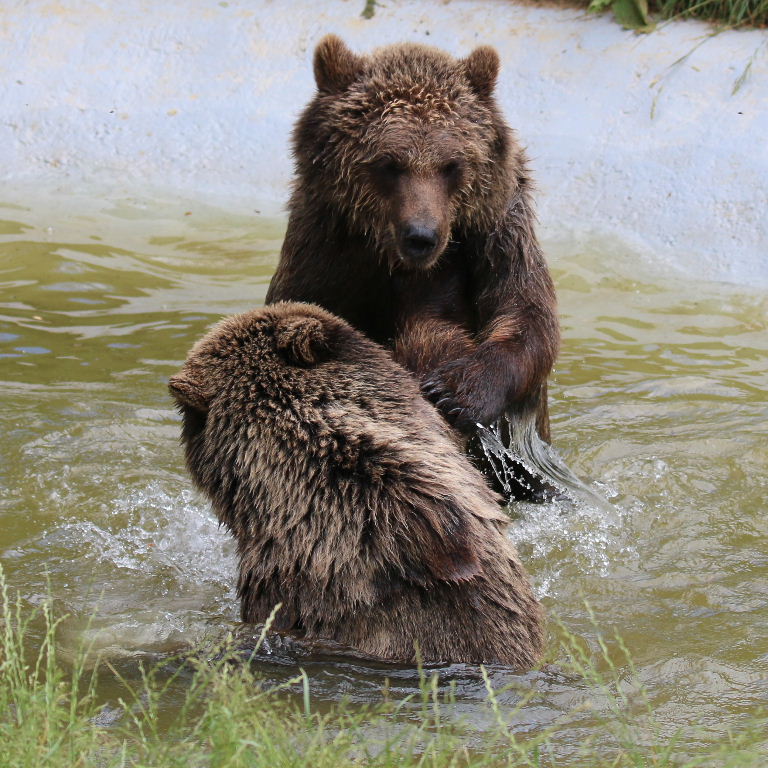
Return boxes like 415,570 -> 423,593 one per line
266,36 -> 560,500
169,302 -> 544,667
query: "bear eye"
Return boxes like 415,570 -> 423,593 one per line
374,157 -> 405,179
441,160 -> 461,178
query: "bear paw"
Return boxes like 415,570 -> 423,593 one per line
421,357 -> 505,433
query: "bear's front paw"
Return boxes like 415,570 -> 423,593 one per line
422,358 -> 503,434
422,374 -> 473,433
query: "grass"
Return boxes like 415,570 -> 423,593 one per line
1,569 -> 766,768
648,0 -> 768,26
588,0 -> 767,29
359,0 -> 768,34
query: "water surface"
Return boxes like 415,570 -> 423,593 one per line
1,198 -> 766,756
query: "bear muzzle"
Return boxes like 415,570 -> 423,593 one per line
396,221 -> 447,268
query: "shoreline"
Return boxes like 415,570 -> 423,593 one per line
2,0 -> 766,286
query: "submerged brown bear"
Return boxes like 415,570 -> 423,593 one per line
169,302 -> 544,667
266,36 -> 560,500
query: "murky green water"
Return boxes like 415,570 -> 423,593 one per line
1,198 -> 766,755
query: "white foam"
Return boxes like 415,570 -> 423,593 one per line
41,483 -> 239,657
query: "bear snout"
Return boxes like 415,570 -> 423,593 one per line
400,222 -> 439,262
395,219 -> 450,268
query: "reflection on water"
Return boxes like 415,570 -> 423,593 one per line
1,197 -> 767,755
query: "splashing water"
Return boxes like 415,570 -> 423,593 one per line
475,411 -> 633,599
476,410 -> 609,509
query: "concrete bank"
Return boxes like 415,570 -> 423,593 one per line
1,0 -> 766,285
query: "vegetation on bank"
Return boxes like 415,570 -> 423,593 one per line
360,0 -> 768,30
588,0 -> 767,30
2,573 -> 767,767
649,0 -> 767,27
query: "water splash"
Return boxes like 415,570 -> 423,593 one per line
508,495 -> 638,598
476,409 -> 608,509
24,483 -> 239,659
475,411 -> 637,598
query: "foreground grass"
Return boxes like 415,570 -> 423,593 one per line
1,575 -> 766,767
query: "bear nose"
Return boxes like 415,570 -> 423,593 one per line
401,224 -> 438,260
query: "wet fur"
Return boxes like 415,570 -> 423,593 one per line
266,36 -> 559,449
170,302 -> 544,668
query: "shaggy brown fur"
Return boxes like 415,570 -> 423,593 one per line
169,302 -> 544,668
265,36 -> 560,500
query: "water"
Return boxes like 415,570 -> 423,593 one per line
1,198 -> 767,755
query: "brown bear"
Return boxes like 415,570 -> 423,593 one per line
169,302 -> 544,668
265,36 -> 560,501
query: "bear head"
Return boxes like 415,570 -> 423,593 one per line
293,36 -> 516,271
168,303 -> 351,513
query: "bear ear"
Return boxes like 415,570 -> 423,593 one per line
169,372 -> 210,413
313,34 -> 364,94
462,45 -> 500,99
275,315 -> 330,366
